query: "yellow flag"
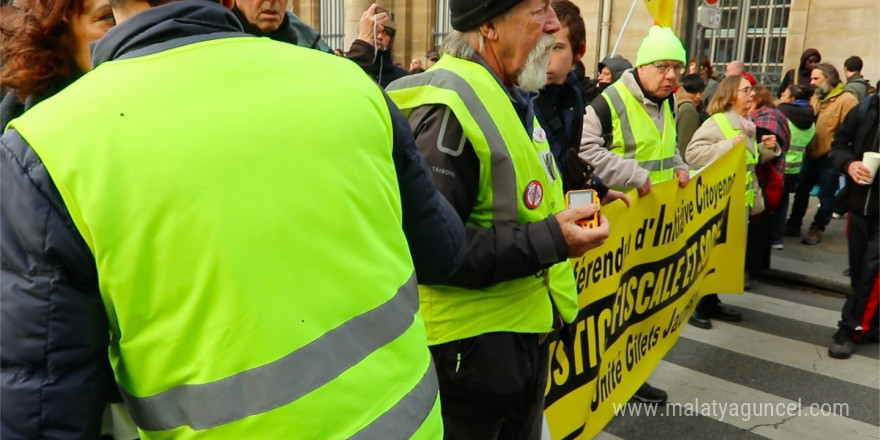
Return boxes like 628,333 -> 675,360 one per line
643,0 -> 674,27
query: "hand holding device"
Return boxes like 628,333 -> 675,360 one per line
565,189 -> 600,229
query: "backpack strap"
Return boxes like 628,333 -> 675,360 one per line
588,93 -> 614,149
535,94 -> 573,151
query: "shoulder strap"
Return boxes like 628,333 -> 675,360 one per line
535,94 -> 572,151
589,93 -> 613,148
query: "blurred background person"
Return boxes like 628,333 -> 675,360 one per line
842,55 -> 873,102
778,48 -> 820,98
596,55 -> 632,89
347,4 -> 408,88
425,49 -> 439,68
0,0 -> 115,128
675,73 -> 706,158
772,84 -> 816,250
409,57 -> 424,73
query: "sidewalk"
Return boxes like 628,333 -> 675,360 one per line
760,195 -> 851,295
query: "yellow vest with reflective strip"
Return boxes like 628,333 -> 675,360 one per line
786,122 -> 815,175
387,55 -> 579,345
602,80 -> 677,183
711,112 -> 759,207
11,36 -> 441,439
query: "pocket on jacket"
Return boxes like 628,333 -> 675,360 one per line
451,333 -> 533,394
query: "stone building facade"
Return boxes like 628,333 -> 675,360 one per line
289,0 -> 878,92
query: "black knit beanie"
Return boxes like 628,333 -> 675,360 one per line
450,0 -> 522,31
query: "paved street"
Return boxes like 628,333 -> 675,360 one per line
598,279 -> 879,440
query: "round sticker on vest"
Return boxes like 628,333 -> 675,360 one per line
532,126 -> 546,143
524,180 -> 544,209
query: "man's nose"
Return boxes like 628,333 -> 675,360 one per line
544,4 -> 560,34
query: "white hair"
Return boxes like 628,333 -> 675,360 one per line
516,34 -> 555,92
441,30 -> 482,59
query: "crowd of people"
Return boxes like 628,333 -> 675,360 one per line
0,0 -> 877,438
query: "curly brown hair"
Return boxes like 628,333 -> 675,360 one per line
0,0 -> 84,101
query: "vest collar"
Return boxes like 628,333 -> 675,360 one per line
461,53 -> 536,134
92,0 -> 246,67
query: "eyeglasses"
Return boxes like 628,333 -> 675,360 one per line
652,62 -> 685,76
737,86 -> 755,95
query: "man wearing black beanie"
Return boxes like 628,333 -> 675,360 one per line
387,0 -> 610,438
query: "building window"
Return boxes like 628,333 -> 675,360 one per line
700,0 -> 790,92
320,0 -> 344,52
434,0 -> 451,49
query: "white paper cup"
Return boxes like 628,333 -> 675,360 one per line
861,152 -> 880,185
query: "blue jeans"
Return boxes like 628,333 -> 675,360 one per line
788,154 -> 839,231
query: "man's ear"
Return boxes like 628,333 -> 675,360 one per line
573,42 -> 586,63
479,20 -> 499,42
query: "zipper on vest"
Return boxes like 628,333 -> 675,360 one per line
455,351 -> 462,373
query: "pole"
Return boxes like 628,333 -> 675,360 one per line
694,26 -> 704,67
611,0 -> 639,57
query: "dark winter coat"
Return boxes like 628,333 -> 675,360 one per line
830,95 -> 879,217
778,99 -> 816,131
347,39 -> 409,89
232,7 -> 333,53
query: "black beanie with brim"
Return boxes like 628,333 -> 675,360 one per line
450,0 -> 522,31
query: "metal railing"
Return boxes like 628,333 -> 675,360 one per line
319,0 -> 345,51
701,0 -> 791,93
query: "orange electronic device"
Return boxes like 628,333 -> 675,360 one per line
565,189 -> 600,228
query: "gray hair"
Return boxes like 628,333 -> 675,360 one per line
441,30 -> 482,59
440,10 -> 513,59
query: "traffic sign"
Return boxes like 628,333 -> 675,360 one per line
698,5 -> 723,29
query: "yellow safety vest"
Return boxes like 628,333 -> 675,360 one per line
711,112 -> 759,207
786,122 -> 815,175
387,55 -> 578,345
11,36 -> 441,439
601,80 -> 677,183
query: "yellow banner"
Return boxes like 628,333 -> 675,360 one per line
545,145 -> 747,439
643,0 -> 674,28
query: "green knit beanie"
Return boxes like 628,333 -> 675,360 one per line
635,26 -> 686,67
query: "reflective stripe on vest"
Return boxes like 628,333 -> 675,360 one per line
11,36 -> 440,439
711,112 -> 759,207
387,55 -> 578,345
786,121 -> 815,175
602,81 -> 677,183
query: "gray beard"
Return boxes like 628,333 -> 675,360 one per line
517,35 -> 555,92
815,83 -> 830,98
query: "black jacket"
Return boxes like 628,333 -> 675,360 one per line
347,39 -> 409,89
1,2 -> 465,438
778,100 -> 816,131
830,95 -> 879,217
535,72 -> 610,194
231,7 -> 333,53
